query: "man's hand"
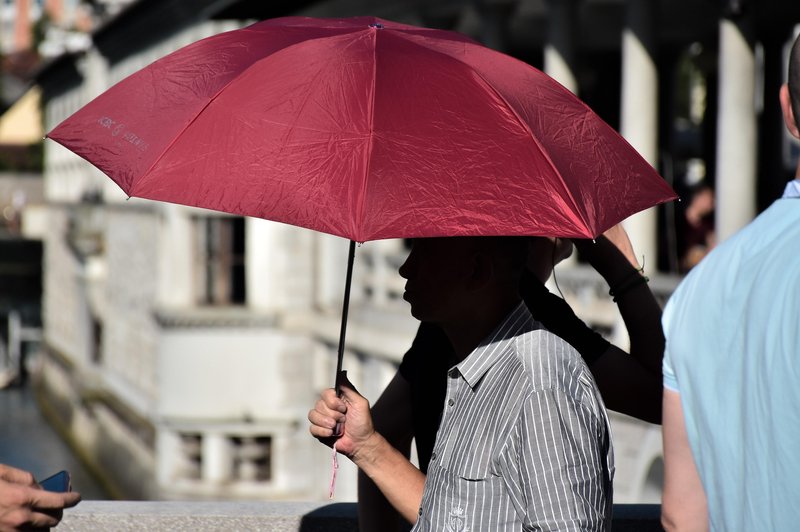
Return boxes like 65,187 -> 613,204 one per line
309,374 -> 426,523
308,373 -> 379,459
0,464 -> 81,531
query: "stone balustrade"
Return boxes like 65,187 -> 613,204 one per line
59,501 -> 663,531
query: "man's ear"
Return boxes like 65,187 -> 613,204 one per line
780,84 -> 800,139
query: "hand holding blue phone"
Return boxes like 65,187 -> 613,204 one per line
0,463 -> 80,529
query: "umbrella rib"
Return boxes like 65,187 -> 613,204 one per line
128,79 -> 253,197
130,30 -> 363,197
469,72 -> 593,235
353,28 -> 378,243
392,33 -> 595,236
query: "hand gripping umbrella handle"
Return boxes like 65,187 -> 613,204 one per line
333,240 -> 356,436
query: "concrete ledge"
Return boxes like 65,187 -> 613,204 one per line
60,501 -> 662,531
59,501 -> 356,531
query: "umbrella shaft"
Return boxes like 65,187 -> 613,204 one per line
334,240 -> 356,395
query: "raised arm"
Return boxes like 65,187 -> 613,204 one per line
575,224 -> 664,373
573,224 -> 664,423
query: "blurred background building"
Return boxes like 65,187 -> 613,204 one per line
2,0 -> 799,505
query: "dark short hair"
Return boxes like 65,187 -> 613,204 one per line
789,33 -> 800,129
471,236 -> 528,277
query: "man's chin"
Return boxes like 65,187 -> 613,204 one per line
407,304 -> 428,322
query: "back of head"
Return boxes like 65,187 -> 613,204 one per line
471,236 -> 528,281
789,33 -> 800,129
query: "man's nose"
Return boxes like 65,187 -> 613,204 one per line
398,249 -> 415,280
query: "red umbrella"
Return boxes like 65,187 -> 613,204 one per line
47,16 -> 676,390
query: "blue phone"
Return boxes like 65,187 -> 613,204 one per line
39,470 -> 70,492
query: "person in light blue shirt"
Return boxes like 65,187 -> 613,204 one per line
661,32 -> 800,532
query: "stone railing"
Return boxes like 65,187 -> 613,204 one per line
59,501 -> 663,531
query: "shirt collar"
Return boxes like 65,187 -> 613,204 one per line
455,301 -> 533,389
783,178 -> 800,198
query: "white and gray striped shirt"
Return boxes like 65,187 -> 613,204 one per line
411,302 -> 614,531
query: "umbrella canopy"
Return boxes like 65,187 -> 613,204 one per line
48,16 -> 675,243
47,16 -> 677,400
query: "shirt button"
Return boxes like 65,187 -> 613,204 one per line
419,507 -> 423,516
431,452 -> 437,461
448,399 -> 455,407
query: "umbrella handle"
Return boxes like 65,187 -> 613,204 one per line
333,240 -> 356,436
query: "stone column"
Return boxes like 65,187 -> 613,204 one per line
544,0 -> 580,271
715,7 -> 757,241
544,0 -> 578,94
82,47 -> 109,103
202,432 -> 232,484
620,0 -> 659,269
247,219 -> 316,311
157,205 -> 194,307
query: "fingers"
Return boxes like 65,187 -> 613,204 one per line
58,490 -> 81,509
308,406 -> 343,438
0,482 -> 80,530
320,389 -> 346,414
308,392 -> 346,441
29,488 -> 82,511
0,464 -> 35,486
4,507 -> 61,529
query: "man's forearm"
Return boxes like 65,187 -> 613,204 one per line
352,432 -> 426,524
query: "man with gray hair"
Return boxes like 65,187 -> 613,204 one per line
661,31 -> 800,531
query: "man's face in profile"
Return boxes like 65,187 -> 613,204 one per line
398,238 -> 474,324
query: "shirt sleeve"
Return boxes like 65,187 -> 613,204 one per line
662,346 -> 679,392
500,388 -> 612,531
661,303 -> 680,392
